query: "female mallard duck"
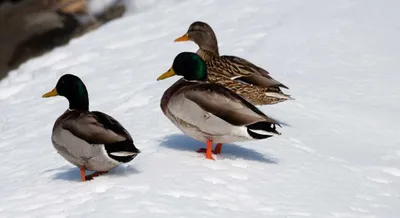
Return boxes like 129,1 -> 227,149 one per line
174,21 -> 292,105
157,52 -> 281,160
42,74 -> 140,181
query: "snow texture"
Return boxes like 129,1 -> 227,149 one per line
0,0 -> 399,217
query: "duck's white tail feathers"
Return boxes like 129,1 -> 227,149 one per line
109,151 -> 139,157
265,92 -> 294,100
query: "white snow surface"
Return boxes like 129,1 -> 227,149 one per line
1,0 -> 399,217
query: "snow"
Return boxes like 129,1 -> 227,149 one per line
0,0 -> 399,217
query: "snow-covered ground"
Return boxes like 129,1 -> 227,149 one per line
0,0 -> 399,217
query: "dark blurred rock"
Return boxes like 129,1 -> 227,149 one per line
0,0 -> 126,80
7,11 -> 80,68
0,0 -> 64,80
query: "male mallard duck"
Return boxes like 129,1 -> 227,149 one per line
157,52 -> 281,160
42,74 -> 140,181
174,21 -> 292,105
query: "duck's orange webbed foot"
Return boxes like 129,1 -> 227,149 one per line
80,167 -> 108,181
196,141 -> 224,160
85,171 -> 108,181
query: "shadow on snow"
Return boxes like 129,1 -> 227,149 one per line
159,134 -> 279,164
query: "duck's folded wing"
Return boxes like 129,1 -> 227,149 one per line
61,112 -> 129,145
91,111 -> 132,139
210,56 -> 289,89
183,83 -> 280,127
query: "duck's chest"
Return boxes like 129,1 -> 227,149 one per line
160,79 -> 187,114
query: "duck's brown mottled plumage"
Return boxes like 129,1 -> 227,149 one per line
208,73 -> 289,105
174,21 -> 293,105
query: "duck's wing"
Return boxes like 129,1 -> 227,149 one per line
183,83 -> 281,133
208,55 -> 289,89
61,111 -> 130,145
61,111 -> 140,157
90,111 -> 133,141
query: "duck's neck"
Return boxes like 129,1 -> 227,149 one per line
68,95 -> 89,111
196,35 -> 219,61
196,49 -> 219,61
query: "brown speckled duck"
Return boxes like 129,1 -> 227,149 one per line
174,21 -> 293,105
42,74 -> 140,181
157,52 -> 281,160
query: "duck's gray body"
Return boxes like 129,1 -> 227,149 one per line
161,79 -> 281,144
51,109 -> 139,172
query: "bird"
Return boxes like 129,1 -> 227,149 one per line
42,74 -> 140,181
174,21 -> 293,105
157,52 -> 281,160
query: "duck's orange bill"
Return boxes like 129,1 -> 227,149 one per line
42,88 -> 58,98
174,34 -> 189,42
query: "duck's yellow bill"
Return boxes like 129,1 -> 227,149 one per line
42,88 -> 58,98
174,34 -> 189,42
157,68 -> 176,81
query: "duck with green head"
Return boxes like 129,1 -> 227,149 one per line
158,52 -> 281,160
42,74 -> 140,181
174,21 -> 293,105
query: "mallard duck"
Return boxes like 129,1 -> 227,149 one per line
157,52 -> 281,160
42,74 -> 140,181
174,21 -> 293,105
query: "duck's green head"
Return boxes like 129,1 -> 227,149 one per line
157,52 -> 207,81
42,74 -> 89,110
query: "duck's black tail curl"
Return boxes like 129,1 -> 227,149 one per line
105,140 -> 140,163
246,122 -> 281,139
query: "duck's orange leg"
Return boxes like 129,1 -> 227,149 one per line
197,142 -> 223,156
80,166 -> 108,181
196,140 -> 215,160
214,143 -> 223,154
205,140 -> 214,160
80,167 -> 86,182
